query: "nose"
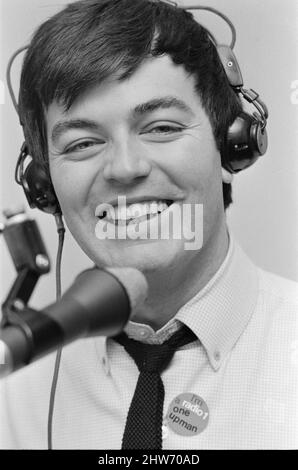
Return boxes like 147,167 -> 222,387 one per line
103,139 -> 152,184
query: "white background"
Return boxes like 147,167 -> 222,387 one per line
0,0 -> 298,310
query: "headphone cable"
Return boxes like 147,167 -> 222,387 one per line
47,213 -> 65,450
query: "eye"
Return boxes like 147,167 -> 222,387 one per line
146,124 -> 184,134
64,139 -> 104,153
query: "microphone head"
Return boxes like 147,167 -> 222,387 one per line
104,267 -> 148,314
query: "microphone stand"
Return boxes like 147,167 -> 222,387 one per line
0,210 -> 51,372
1,209 -> 50,329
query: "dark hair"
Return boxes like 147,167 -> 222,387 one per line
19,0 -> 242,208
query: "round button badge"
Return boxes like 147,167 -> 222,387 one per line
166,393 -> 209,436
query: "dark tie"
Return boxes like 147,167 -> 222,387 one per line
113,325 -> 197,449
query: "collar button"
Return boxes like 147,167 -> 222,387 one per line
214,350 -> 221,361
139,329 -> 149,339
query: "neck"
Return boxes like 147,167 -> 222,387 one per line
133,222 -> 229,330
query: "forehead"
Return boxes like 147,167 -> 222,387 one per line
46,55 -> 203,126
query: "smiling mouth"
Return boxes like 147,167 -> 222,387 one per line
95,199 -> 174,226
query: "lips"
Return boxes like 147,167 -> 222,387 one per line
95,199 -> 174,225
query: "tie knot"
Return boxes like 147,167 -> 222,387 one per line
127,342 -> 175,373
114,325 -> 197,374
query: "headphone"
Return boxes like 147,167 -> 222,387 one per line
10,3 -> 268,217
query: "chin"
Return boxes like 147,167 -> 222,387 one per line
87,237 -> 185,273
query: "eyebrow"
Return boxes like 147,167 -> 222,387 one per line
51,119 -> 99,145
133,96 -> 194,117
50,96 -> 194,144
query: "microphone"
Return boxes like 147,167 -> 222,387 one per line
0,266 -> 148,378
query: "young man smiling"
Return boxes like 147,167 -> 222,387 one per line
46,54 -> 229,329
0,0 -> 297,449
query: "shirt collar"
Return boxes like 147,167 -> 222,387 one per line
176,234 -> 259,370
94,232 -> 259,374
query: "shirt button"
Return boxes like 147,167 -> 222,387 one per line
139,329 -> 149,339
214,350 -> 221,361
162,424 -> 169,440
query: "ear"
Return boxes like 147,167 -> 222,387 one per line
221,167 -> 234,184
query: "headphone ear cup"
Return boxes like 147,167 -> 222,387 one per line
22,160 -> 61,215
225,112 -> 268,173
251,115 -> 268,157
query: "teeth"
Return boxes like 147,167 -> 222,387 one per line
114,205 -> 128,220
125,203 -> 149,219
157,201 -> 168,213
97,200 -> 171,222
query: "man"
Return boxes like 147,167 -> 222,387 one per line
1,0 -> 297,449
